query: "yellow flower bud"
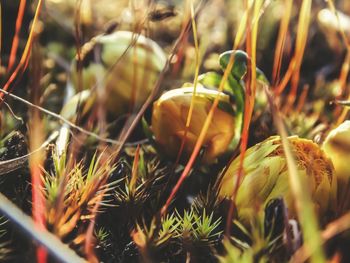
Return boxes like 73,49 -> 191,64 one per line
151,86 -> 236,164
322,121 -> 350,203
72,31 -> 166,115
219,136 -> 337,225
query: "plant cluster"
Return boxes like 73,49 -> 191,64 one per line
0,1 -> 350,263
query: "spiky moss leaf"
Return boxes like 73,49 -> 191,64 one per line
43,150 -> 117,248
192,184 -> 224,216
71,31 -> 166,116
193,209 -> 222,244
113,148 -> 169,225
133,208 -> 222,260
157,214 -> 180,247
151,85 -> 236,164
174,208 -> 223,248
219,136 -> 336,225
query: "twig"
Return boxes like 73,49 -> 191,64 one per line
0,97 -> 23,123
0,88 -> 123,145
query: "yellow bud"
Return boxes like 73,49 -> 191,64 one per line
219,136 -> 336,225
72,31 -> 166,116
151,86 -> 236,164
322,121 -> 350,203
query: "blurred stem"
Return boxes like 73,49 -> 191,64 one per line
29,33 -> 47,263
175,0 -> 201,164
0,193 -> 86,263
0,0 -> 43,101
266,87 -> 326,263
272,0 -> 292,86
7,0 -> 26,72
225,0 -> 262,235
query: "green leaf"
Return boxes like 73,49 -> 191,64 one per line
219,50 -> 269,85
219,50 -> 249,81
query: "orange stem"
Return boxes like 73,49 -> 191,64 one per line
7,0 -> 26,72
1,0 -> 43,101
272,0 -> 292,86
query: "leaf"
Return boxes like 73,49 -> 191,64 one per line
219,50 -> 269,85
219,50 -> 249,81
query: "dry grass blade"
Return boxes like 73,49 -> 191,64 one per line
225,0 -> 263,235
29,33 -> 48,263
296,84 -> 309,113
160,1 -> 247,217
0,0 -> 43,100
0,193 -> 86,263
324,0 -> 350,125
109,5 -> 196,159
175,0 -> 200,164
265,86 -> 326,263
272,0 -> 292,86
0,88 -> 123,145
130,145 -> 141,193
83,7 -> 200,257
275,0 -> 311,107
7,0 -> 26,72
285,0 -> 312,110
73,0 -> 84,93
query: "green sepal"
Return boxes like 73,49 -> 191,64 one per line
219,50 -> 248,80
219,50 -> 269,86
